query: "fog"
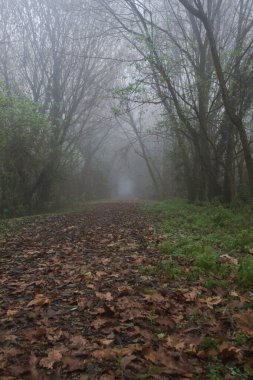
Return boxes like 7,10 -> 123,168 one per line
1,0 -> 253,217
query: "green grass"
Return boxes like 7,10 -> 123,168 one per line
146,199 -> 253,289
234,331 -> 247,346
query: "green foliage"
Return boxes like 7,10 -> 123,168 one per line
234,331 -> 247,346
140,264 -> 158,276
228,230 -> 253,252
194,247 -> 219,271
160,258 -> 182,279
204,277 -> 229,290
238,256 -> 253,286
200,336 -> 220,350
0,85 -> 55,217
208,362 -> 224,380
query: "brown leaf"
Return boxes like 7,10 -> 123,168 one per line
6,308 -> 19,318
95,271 -> 107,277
69,335 -> 88,355
156,317 -> 175,330
70,335 -> 87,348
96,292 -> 113,301
218,342 -> 242,359
183,289 -> 199,302
62,356 -> 86,371
99,339 -> 114,346
46,328 -> 63,342
91,348 -> 117,360
77,297 -> 87,310
144,346 -> 193,375
220,254 -> 238,265
91,318 -> 110,329
143,292 -> 165,303
39,349 -> 62,369
9,364 -> 29,376
234,311 -> 253,337
99,258 -> 111,265
24,328 -> 47,343
0,347 -> 23,357
1,333 -> 17,342
100,374 -> 115,380
27,294 -> 50,307
29,353 -> 40,380
117,285 -> 133,296
197,348 -> 218,358
0,354 -> 7,370
120,355 -> 137,369
86,283 -> 95,289
200,296 -> 222,309
166,336 -> 185,351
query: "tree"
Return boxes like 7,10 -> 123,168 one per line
179,0 -> 253,199
0,0 -> 119,210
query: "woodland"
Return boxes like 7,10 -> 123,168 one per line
1,0 -> 253,215
1,0 -> 253,379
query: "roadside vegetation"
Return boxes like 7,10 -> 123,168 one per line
147,199 -> 253,290
143,199 -> 253,379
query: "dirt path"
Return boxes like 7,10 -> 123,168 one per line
0,202 -> 251,380
0,202 -> 171,379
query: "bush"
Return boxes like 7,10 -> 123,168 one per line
0,86 -> 55,217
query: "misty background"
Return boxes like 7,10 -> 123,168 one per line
1,0 -> 253,217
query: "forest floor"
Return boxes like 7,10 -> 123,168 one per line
0,201 -> 253,380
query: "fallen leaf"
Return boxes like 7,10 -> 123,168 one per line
100,338 -> 114,346
91,348 -> 117,360
9,364 -> 29,376
29,353 -> 40,380
27,294 -> 50,307
166,336 -> 185,351
200,296 -> 222,309
100,374 -> 115,380
62,356 -> 86,371
6,308 -> 19,317
220,254 -> 238,265
144,346 -> 193,375
234,311 -> 253,337
39,349 -> 62,369
183,289 -> 199,302
120,355 -> 137,369
0,347 -> 23,357
91,318 -> 110,329
95,271 -> 107,277
143,292 -> 165,303
24,328 -> 47,343
96,292 -> 113,301
218,342 -> 242,359
69,335 -> 88,355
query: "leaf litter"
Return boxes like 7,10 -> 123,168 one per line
0,202 -> 252,379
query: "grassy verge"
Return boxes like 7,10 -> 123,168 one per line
143,199 -> 253,379
145,199 -> 253,289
